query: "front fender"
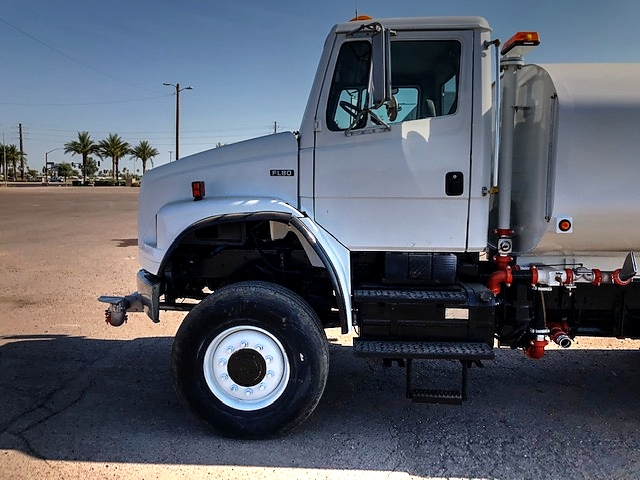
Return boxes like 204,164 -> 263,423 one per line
138,197 -> 353,333
296,216 -> 352,333
139,197 -> 302,272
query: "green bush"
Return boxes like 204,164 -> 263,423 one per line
93,179 -> 126,186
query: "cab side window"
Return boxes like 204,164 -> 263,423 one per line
326,41 -> 371,131
326,39 -> 461,131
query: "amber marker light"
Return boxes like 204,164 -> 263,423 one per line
192,181 -> 205,201
501,31 -> 540,56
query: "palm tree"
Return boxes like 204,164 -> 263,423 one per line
64,131 -> 99,184
130,140 -> 159,174
0,144 -> 5,179
2,144 -> 20,181
98,134 -> 130,182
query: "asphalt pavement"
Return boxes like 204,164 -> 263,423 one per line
1,187 -> 640,480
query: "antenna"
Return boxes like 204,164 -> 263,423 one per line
355,0 -> 358,20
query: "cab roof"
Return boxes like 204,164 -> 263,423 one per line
335,16 -> 491,34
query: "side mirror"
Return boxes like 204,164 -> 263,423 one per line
370,24 -> 392,110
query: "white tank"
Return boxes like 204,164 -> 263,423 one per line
509,63 -> 640,258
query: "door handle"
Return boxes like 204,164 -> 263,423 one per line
445,171 -> 464,196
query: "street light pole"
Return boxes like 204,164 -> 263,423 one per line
163,82 -> 192,160
45,147 -> 64,185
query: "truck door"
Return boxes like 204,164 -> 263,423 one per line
313,29 -> 475,252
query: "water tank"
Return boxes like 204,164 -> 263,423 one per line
508,63 -> 640,257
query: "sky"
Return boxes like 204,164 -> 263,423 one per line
2,0 -> 640,174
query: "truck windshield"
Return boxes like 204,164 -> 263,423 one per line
326,39 -> 461,131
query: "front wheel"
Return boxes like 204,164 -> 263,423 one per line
171,281 -> 329,438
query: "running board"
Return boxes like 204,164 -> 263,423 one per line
353,339 -> 494,404
353,339 -> 494,360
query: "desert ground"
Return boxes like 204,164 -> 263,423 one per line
1,186 -> 639,480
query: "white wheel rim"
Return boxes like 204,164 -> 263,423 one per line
203,325 -> 290,411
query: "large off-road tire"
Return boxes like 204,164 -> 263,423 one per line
171,281 -> 329,439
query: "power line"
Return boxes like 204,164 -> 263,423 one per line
0,16 -> 161,94
22,125 -> 286,137
0,94 -> 172,107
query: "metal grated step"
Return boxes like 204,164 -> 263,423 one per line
353,338 -> 494,360
354,289 -> 466,303
411,388 -> 463,405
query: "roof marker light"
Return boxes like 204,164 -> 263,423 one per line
501,31 -> 540,57
350,15 -> 373,22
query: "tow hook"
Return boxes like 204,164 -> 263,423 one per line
98,294 -> 144,327
104,307 -> 128,327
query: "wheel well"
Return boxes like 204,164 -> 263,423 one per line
161,216 -> 340,327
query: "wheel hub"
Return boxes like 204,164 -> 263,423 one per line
227,349 -> 267,387
203,325 -> 290,411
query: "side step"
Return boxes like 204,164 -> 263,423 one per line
353,339 -> 494,360
410,387 -> 464,405
354,339 -> 494,405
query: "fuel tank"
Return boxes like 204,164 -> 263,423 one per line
508,63 -> 640,257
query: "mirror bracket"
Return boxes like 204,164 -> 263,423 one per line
344,22 -> 396,136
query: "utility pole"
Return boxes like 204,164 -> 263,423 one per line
174,85 -> 180,160
274,121 -> 278,134
2,127 -> 6,187
19,123 -> 24,180
163,83 -> 192,160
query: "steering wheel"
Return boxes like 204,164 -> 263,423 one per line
339,101 -> 362,120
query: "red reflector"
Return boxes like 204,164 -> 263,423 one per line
192,181 -> 205,201
558,219 -> 572,232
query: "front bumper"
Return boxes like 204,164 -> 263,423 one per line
136,269 -> 162,322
